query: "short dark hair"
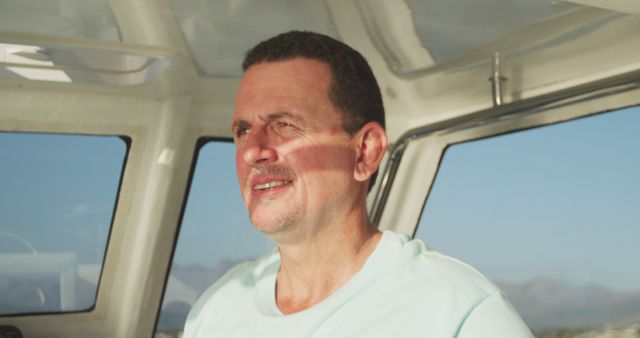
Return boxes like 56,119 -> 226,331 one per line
242,31 -> 386,192
242,30 -> 385,134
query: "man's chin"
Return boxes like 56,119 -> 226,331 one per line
251,219 -> 290,235
250,212 -> 299,236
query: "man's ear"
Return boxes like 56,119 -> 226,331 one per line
353,121 -> 388,183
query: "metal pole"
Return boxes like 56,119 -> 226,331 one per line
490,52 -> 507,107
370,67 -> 640,225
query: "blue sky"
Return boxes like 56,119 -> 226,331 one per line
416,107 -> 640,291
0,133 -> 124,262
1,106 -> 638,293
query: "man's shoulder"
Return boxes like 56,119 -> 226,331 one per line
383,231 -> 500,297
210,249 -> 278,292
185,249 -> 279,322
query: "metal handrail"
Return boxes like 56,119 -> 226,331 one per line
370,67 -> 640,225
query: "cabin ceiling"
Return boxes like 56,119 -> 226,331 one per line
1,0 -> 639,141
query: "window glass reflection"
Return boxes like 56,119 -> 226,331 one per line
0,132 -> 126,315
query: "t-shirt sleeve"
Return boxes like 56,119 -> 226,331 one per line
457,291 -> 534,338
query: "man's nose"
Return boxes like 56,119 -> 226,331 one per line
242,129 -> 278,165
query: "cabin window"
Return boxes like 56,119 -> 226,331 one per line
0,0 -> 121,42
156,141 -> 274,337
169,0 -> 338,76
0,132 -> 127,315
414,106 -> 640,337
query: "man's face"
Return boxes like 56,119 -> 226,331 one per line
232,58 -> 359,237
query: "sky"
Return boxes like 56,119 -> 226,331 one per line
1,106 -> 638,296
0,133 -> 125,263
415,106 -> 640,291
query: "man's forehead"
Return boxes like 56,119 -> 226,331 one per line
232,58 -> 335,127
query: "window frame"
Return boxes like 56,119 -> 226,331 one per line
409,103 -> 640,336
0,87 -> 184,338
374,76 -> 640,235
0,131 -> 131,317
152,136 -> 235,336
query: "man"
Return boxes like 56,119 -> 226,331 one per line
184,31 -> 533,337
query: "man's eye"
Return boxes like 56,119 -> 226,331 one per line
275,121 -> 294,128
234,127 -> 250,138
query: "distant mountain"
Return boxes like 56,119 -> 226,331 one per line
496,278 -> 640,333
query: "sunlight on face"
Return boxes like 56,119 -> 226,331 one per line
232,58 -> 359,240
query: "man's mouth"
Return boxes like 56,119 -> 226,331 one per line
253,180 -> 291,191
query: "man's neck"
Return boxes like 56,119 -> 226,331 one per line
273,218 -> 382,314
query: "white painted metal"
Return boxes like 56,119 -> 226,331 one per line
564,0 -> 640,15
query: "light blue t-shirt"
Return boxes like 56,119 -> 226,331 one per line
183,231 -> 533,337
